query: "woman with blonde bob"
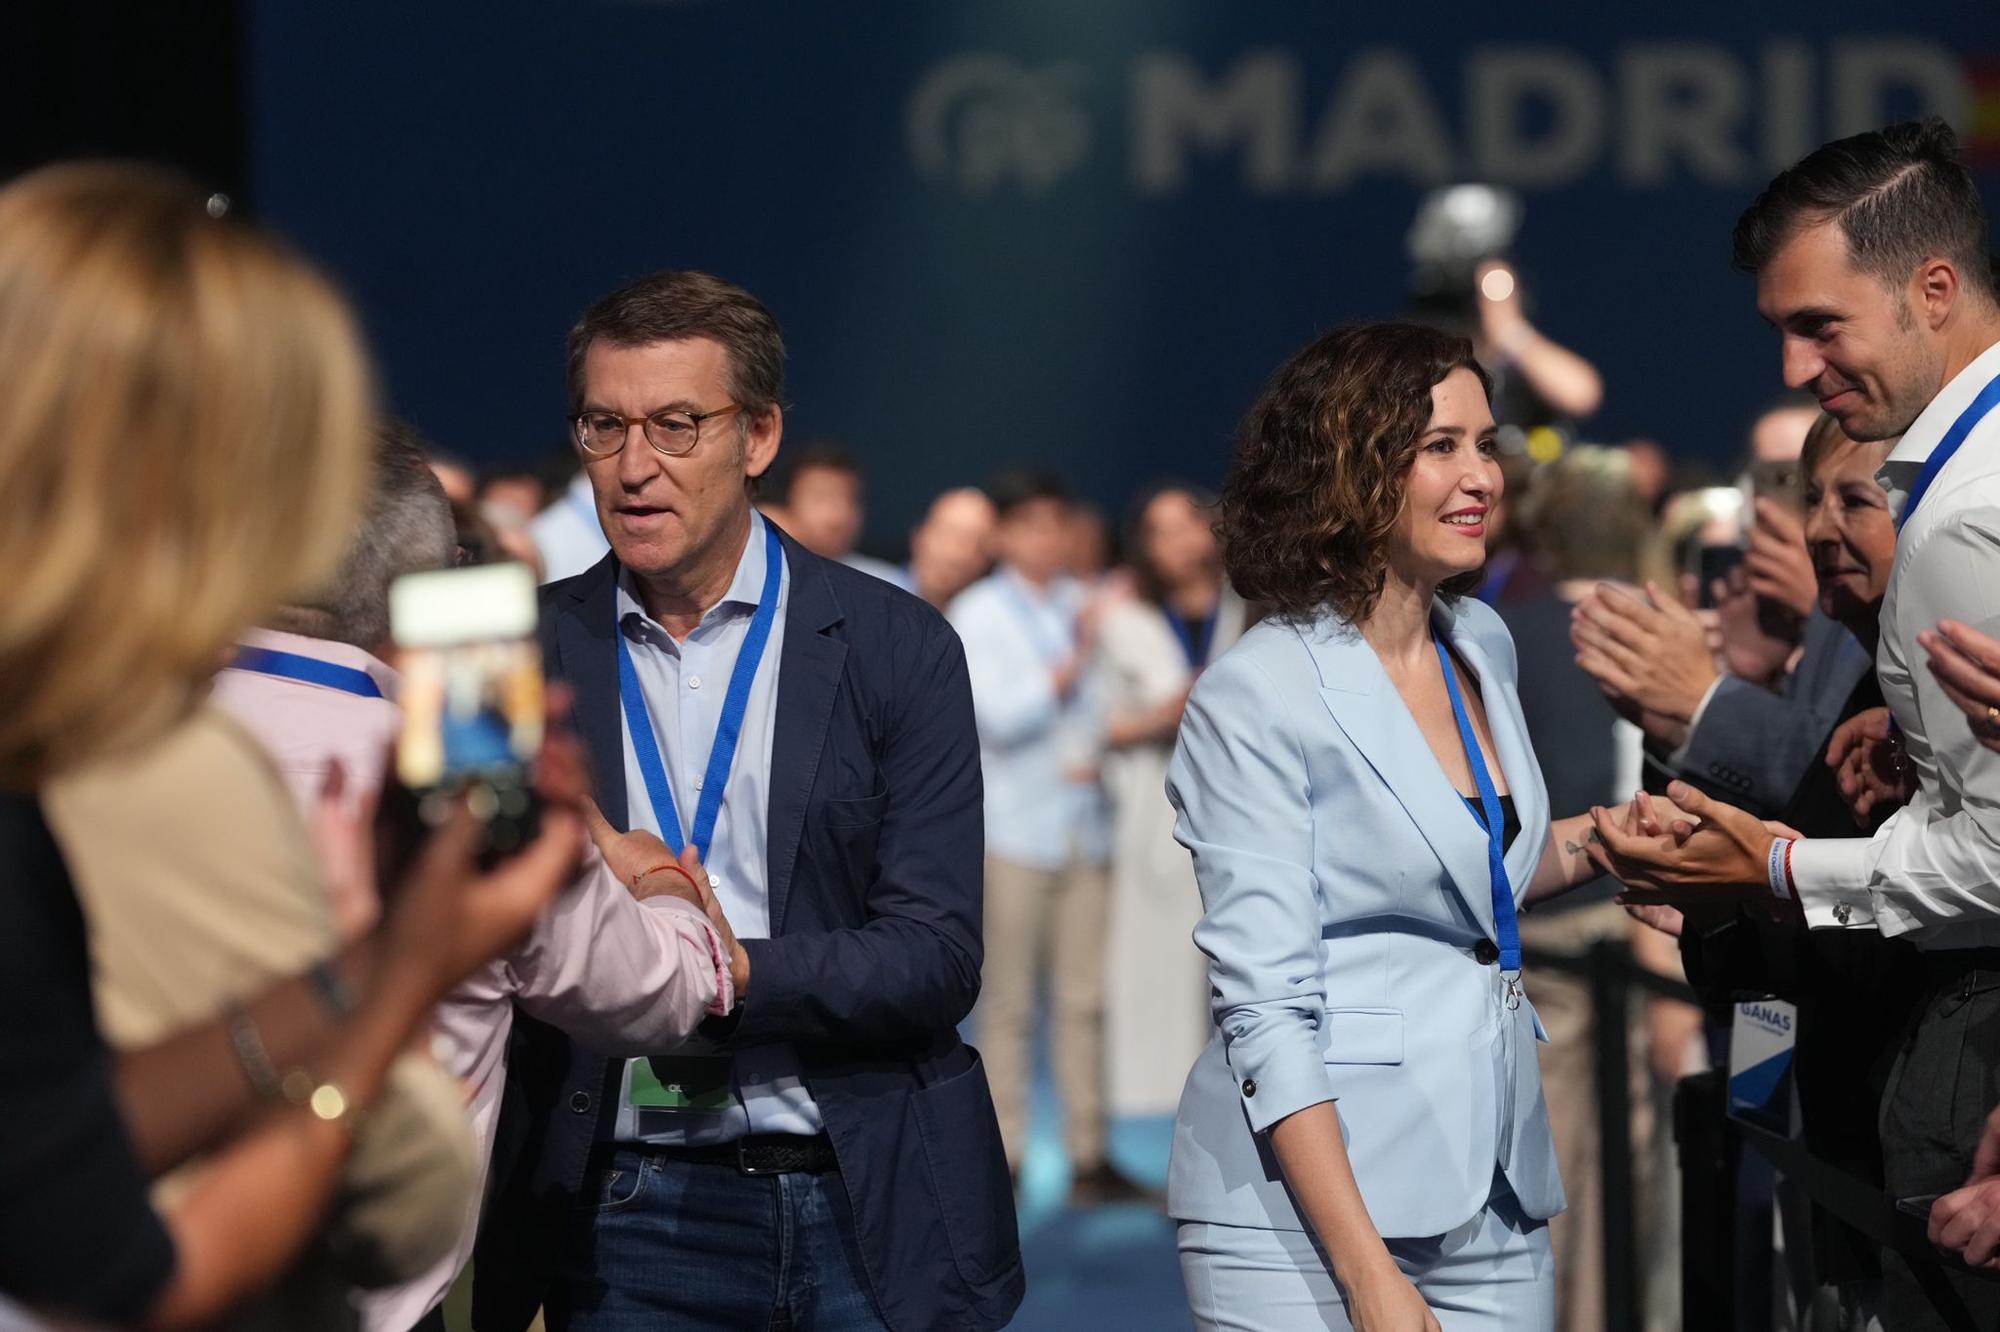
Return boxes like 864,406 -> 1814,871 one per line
0,163 -> 585,1328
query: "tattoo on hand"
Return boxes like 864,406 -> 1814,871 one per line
1563,830 -> 1602,857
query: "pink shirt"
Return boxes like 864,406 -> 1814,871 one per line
210,630 -> 732,1331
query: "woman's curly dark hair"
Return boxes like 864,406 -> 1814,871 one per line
1220,321 -> 1491,625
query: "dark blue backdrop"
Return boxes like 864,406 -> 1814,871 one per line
250,1 -> 2000,551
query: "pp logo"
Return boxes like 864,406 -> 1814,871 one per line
907,55 -> 1090,195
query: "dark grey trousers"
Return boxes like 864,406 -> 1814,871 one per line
1877,959 -> 2000,1331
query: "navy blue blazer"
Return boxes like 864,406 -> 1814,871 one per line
472,536 -> 1022,1332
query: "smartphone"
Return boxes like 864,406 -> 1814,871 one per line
1748,458 -> 1805,514
1895,1192 -> 1942,1219
1693,544 -> 1746,609
389,562 -> 545,856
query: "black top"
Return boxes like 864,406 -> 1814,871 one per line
0,791 -> 175,1322
1498,591 -> 1623,911
1460,791 -> 1522,853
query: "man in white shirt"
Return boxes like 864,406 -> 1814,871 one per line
949,469 -> 1135,1205
1589,118 -> 2000,1326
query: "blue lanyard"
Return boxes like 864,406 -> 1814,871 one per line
1897,369 -> 2000,532
231,646 -> 384,699
1162,607 -> 1212,670
1435,635 -> 1522,990
998,575 -> 1075,666
616,520 -> 783,861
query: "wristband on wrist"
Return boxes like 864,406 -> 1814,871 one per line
634,862 -> 700,894
225,1000 -> 284,1098
1766,837 -> 1794,902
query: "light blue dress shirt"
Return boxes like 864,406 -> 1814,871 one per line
947,568 -> 1109,870
607,511 -> 824,1143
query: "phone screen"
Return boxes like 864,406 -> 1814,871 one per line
389,562 -> 544,854
1694,544 -> 1746,609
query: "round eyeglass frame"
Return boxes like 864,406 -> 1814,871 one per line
570,403 -> 744,458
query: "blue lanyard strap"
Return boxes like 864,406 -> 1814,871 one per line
1434,635 -> 1521,982
1162,607 -> 1211,670
1898,369 -> 2000,532
616,520 -> 783,861
231,646 -> 384,700
998,575 -> 1076,665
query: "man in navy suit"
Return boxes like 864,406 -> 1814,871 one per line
472,269 -> 1021,1332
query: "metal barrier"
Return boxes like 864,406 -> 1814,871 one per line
1522,940 -> 1694,1331
1526,939 -> 1997,1331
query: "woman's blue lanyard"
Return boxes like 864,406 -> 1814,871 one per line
1162,607 -> 1211,670
1435,635 -> 1523,1009
615,520 -> 783,861
1896,369 -> 2000,533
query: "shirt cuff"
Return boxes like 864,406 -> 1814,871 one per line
1666,675 -> 1726,769
1787,837 -> 1876,929
637,894 -> 735,1015
1231,1044 -> 1339,1135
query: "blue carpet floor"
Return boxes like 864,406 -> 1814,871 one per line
998,1029 -> 1193,1330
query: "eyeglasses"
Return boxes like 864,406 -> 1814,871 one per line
570,403 -> 744,458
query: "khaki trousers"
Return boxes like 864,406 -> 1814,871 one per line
978,854 -> 1112,1172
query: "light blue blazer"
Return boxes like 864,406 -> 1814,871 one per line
1166,596 -> 1566,1240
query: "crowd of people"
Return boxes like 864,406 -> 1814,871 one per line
4,114 -> 2000,1332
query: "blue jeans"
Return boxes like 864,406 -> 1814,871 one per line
547,1146 -> 890,1331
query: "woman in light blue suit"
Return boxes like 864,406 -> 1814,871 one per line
1169,323 -> 1623,1331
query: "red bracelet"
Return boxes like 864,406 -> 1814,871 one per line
1783,839 -> 1797,900
633,862 -> 701,894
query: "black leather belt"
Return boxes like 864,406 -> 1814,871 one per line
628,1132 -> 838,1176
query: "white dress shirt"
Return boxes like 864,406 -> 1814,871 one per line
1792,337 -> 2000,946
948,568 -> 1109,870
609,510 -> 826,1141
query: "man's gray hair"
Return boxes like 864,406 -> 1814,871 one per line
270,420 -> 456,650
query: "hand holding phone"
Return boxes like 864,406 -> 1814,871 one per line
390,562 -> 545,857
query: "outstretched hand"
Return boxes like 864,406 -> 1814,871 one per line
1585,781 -> 1791,912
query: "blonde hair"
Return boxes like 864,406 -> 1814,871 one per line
0,163 -> 374,788
1518,444 -> 1648,583
1641,486 -> 1745,593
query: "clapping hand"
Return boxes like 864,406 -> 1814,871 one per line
1571,581 -> 1718,747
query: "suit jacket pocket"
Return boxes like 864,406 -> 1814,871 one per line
819,790 -> 888,828
910,1048 -> 1019,1287
1324,1008 -> 1404,1065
